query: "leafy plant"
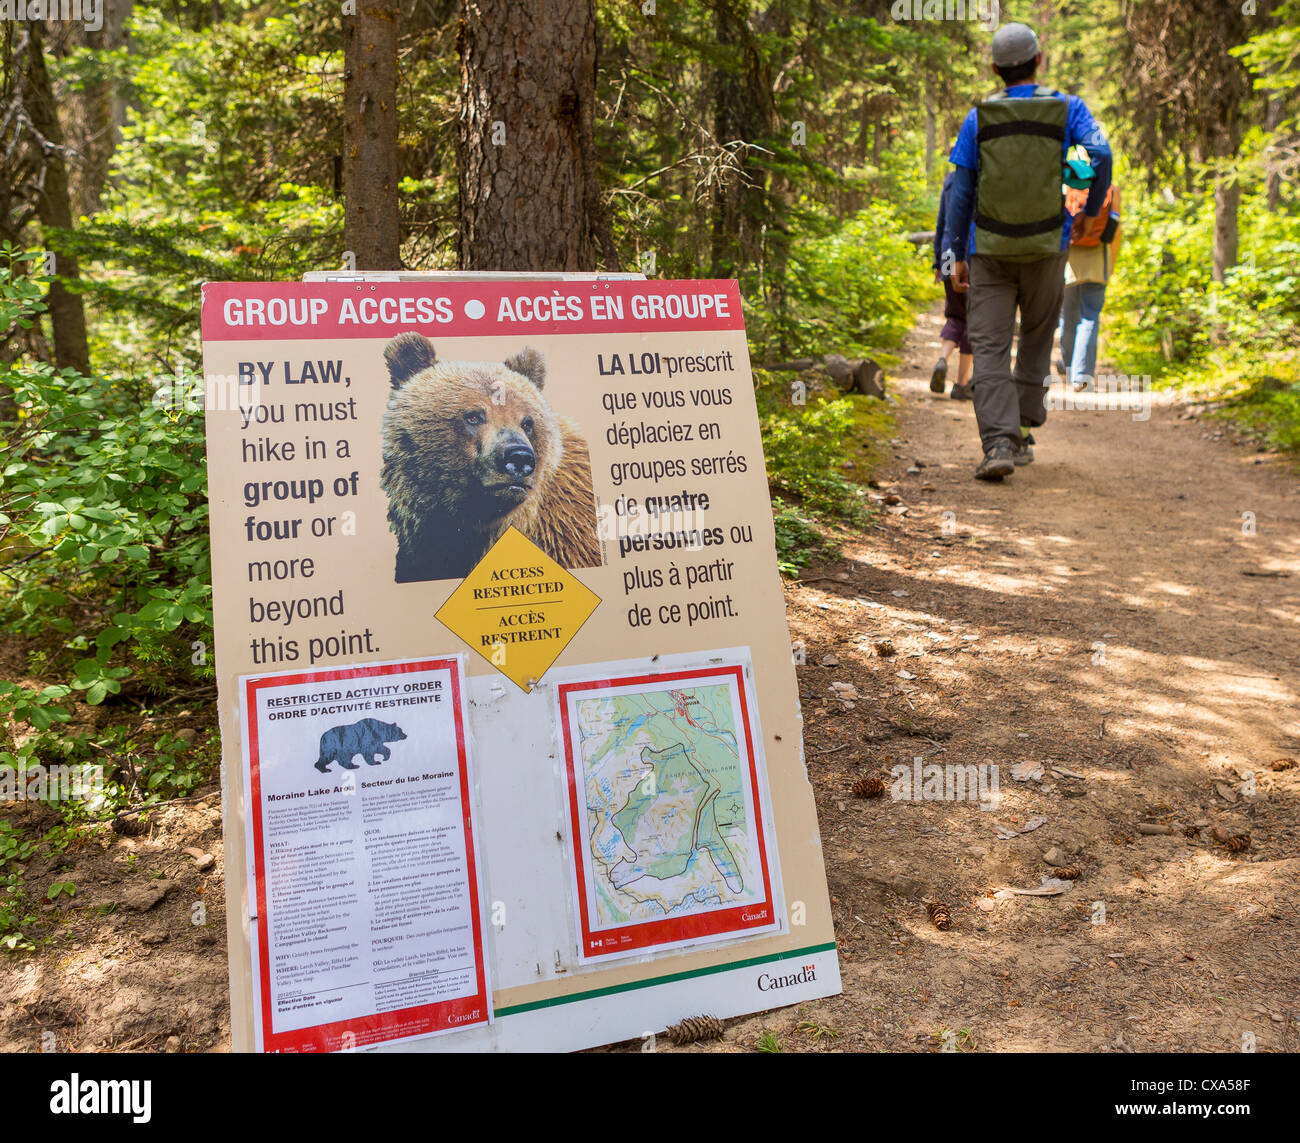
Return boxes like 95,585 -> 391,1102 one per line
1,254 -> 215,717
0,874 -> 37,952
755,374 -> 874,521
0,821 -> 37,865
772,501 -> 836,577
1105,165 -> 1300,452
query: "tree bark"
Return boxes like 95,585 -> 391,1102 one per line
23,24 -> 89,375
1264,94 -> 1283,212
1211,121 -> 1241,283
708,0 -> 773,281
924,81 -> 935,180
69,0 -> 134,218
1212,173 -> 1240,283
343,1 -> 402,270
456,0 -> 616,272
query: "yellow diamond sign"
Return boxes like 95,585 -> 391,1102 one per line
435,526 -> 601,692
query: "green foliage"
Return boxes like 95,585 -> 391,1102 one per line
45,880 -> 75,901
0,682 -> 73,733
595,0 -> 977,356
141,731 -> 216,797
1,259 -> 213,697
750,201 -> 934,360
1106,169 -> 1300,451
772,502 -> 832,577
1233,0 -> 1300,92
1,254 -> 216,810
756,377 -> 871,520
0,874 -> 37,952
755,1029 -> 784,1053
0,821 -> 37,865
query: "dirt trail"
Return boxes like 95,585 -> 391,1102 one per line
708,304 -> 1300,1053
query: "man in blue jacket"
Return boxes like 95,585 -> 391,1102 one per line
944,22 -> 1112,480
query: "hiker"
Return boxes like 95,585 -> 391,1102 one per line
1059,178 -> 1122,392
943,22 -> 1113,481
931,170 -> 974,401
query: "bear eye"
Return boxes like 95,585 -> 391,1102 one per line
462,410 -> 486,427
521,416 -> 534,435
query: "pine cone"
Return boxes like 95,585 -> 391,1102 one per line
1271,757 -> 1296,772
1054,865 -> 1082,880
852,775 -> 885,799
1210,827 -> 1251,852
1183,824 -> 1201,839
873,640 -> 896,657
665,1014 -> 724,1045
926,899 -> 952,930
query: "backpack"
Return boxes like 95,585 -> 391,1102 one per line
1066,184 -> 1120,247
974,86 -> 1067,261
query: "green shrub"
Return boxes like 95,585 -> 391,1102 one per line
750,201 -> 933,360
0,250 -> 215,800
772,501 -> 839,577
1105,172 -> 1300,451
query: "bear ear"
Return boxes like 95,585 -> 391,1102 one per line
504,346 -> 546,390
385,333 -> 437,389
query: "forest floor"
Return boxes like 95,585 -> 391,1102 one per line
3,304 -> 1299,1054
705,304 -> 1300,1053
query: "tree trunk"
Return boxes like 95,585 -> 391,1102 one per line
457,0 -> 616,272
1211,121 -> 1241,283
69,0 -> 134,218
1037,0 -> 1051,74
343,1 -> 401,270
708,0 -> 773,281
1264,94 -> 1283,212
1212,173 -> 1240,283
23,24 -> 89,375
924,82 -> 935,180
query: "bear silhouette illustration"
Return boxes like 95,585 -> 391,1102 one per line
314,718 -> 408,773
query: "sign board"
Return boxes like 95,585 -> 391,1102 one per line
200,276 -> 840,1052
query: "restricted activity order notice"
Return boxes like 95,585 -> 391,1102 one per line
242,656 -> 490,1052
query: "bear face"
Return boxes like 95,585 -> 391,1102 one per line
380,334 -> 598,583
382,351 -> 561,526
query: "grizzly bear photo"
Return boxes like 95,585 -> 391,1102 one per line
313,718 -> 407,773
380,333 -> 602,582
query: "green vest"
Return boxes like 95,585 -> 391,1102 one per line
974,86 -> 1067,261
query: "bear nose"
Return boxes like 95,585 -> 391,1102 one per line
499,445 -> 535,478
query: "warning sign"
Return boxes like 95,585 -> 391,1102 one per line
200,276 -> 842,1054
435,527 -> 601,692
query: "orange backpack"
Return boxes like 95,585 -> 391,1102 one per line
1066,184 -> 1119,247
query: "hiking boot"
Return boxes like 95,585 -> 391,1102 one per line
929,358 -> 948,393
974,443 -> 1015,482
1012,432 -> 1035,466
950,382 -> 973,401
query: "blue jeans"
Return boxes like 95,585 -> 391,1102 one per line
1059,281 -> 1107,386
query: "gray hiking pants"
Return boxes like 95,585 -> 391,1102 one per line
967,252 -> 1067,452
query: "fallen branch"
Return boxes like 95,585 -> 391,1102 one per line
760,353 -> 886,398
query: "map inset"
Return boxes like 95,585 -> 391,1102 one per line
570,679 -> 767,929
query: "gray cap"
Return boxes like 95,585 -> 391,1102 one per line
991,22 -> 1040,68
